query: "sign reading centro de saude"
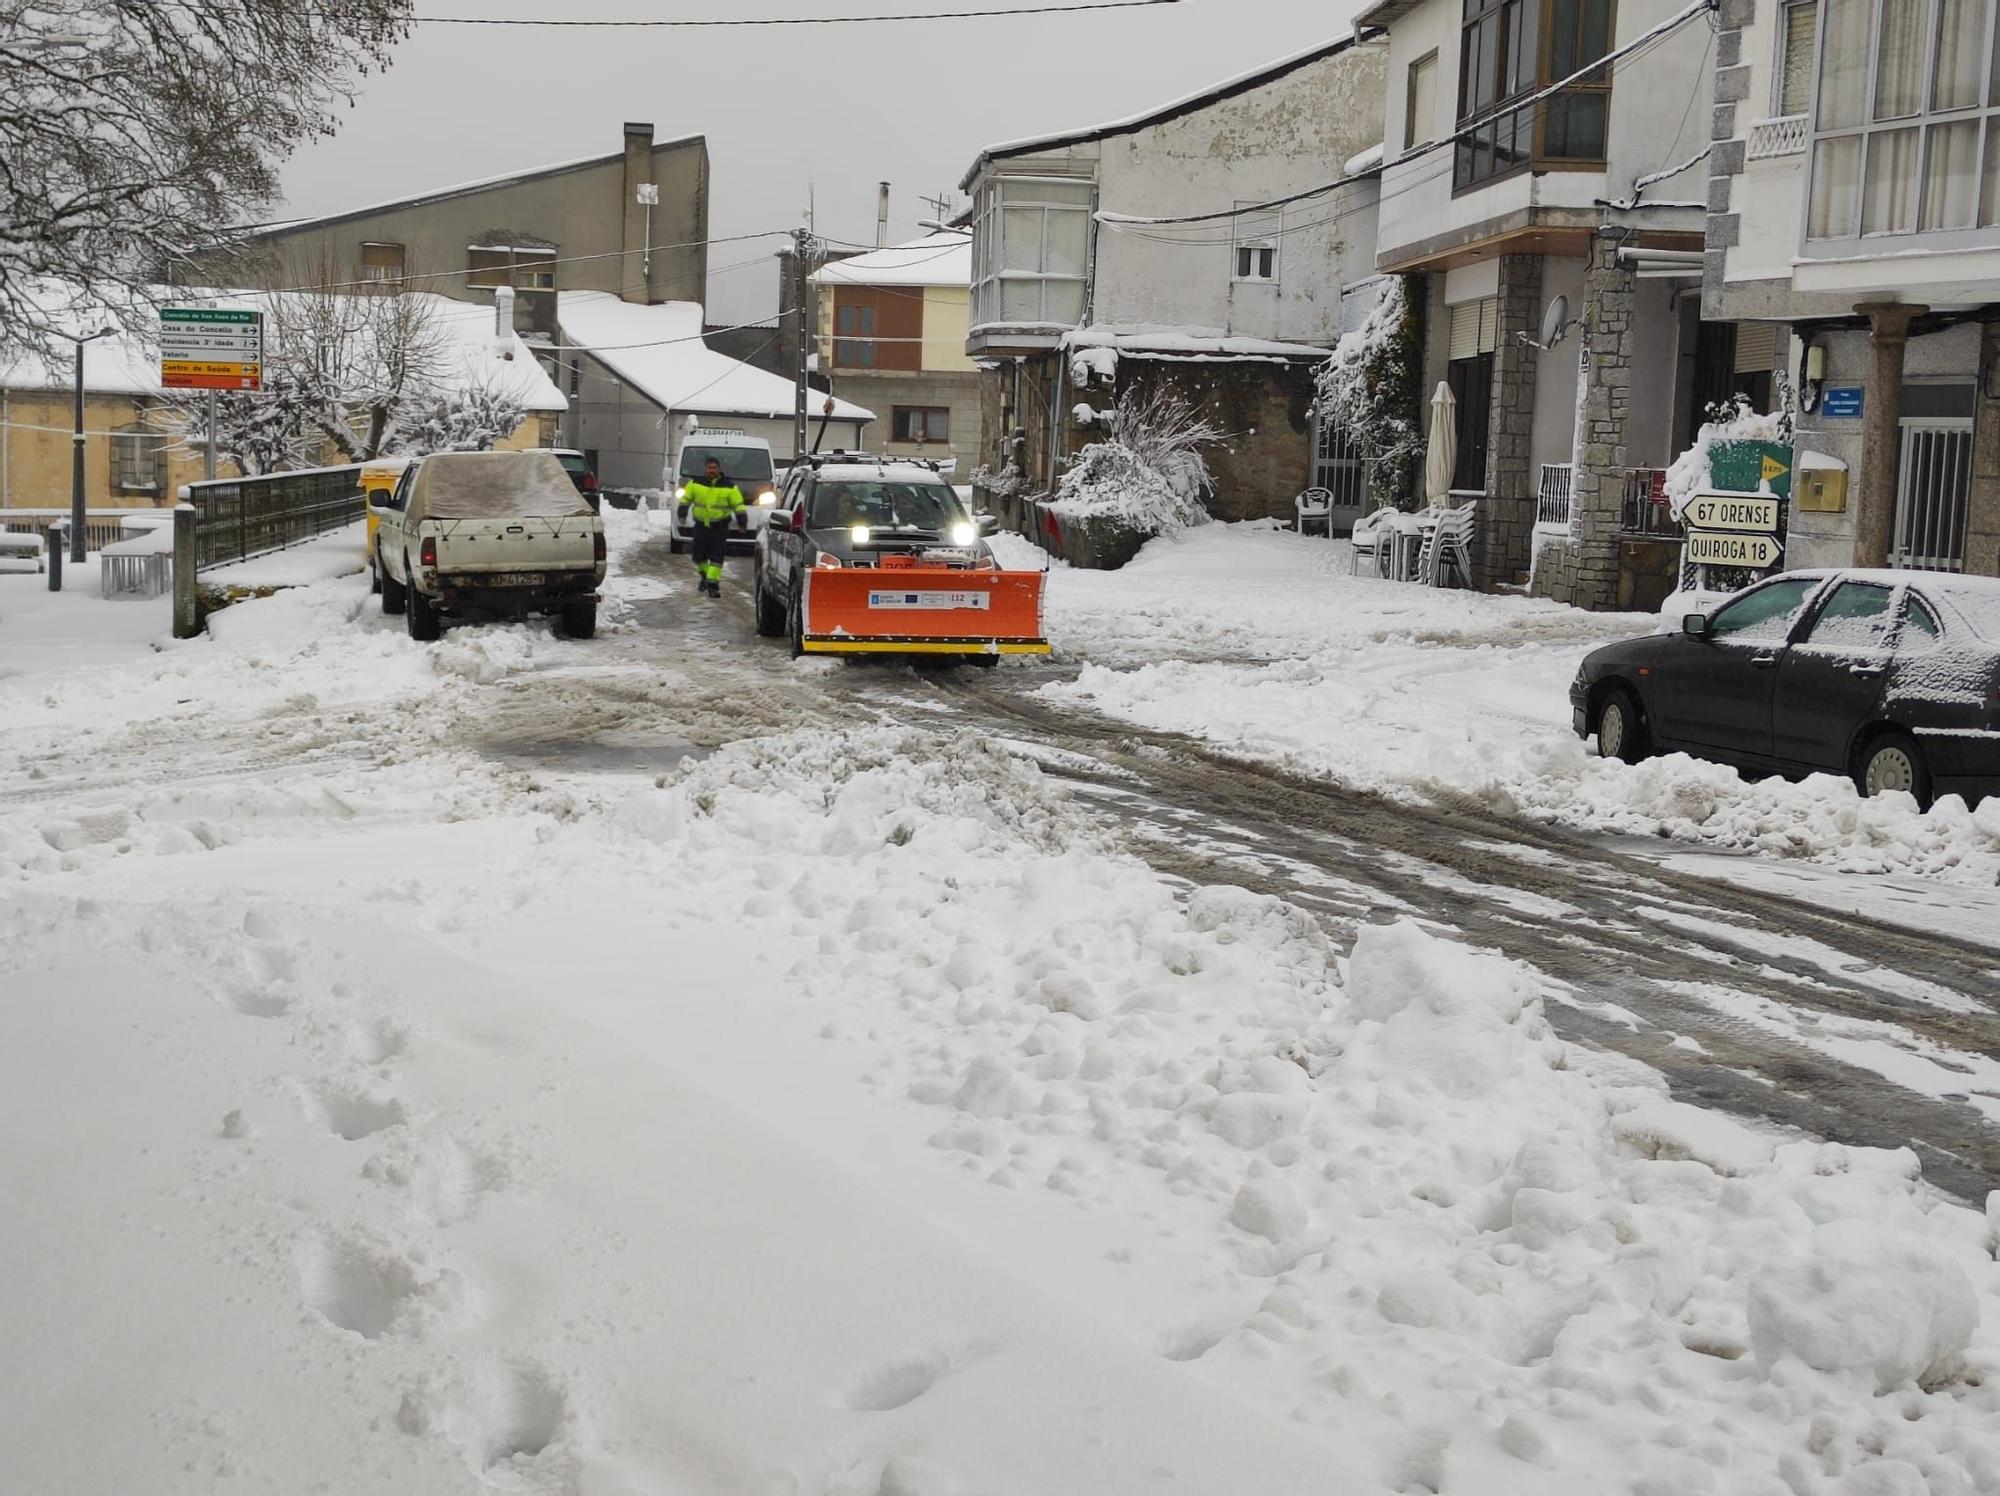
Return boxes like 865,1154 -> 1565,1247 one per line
160,307 -> 262,391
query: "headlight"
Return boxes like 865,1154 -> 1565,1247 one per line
949,521 -> 976,546
756,490 -> 777,507
850,524 -> 871,545
815,554 -> 843,569
675,485 -> 686,499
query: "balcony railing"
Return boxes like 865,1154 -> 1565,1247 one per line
1619,468 -> 1681,538
1536,463 -> 1574,526
1746,114 -> 1809,161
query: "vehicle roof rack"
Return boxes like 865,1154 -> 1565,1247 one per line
796,451 -> 951,473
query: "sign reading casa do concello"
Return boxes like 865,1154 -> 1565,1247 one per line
159,307 -> 262,391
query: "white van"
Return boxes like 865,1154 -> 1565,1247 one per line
666,429 -> 780,554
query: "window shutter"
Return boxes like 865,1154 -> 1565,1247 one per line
1734,321 -> 1778,374
1779,1 -> 1817,116
1450,298 -> 1499,359
1449,300 -> 1480,359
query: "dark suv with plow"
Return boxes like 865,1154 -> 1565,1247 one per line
1571,570 -> 2000,807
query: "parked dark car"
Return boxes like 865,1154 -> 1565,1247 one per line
1571,570 -> 2000,807
528,448 -> 600,512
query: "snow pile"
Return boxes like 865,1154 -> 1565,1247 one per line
1664,397 -> 1788,518
594,732 -> 2000,1493
1028,524 -> 2000,885
1046,387 -> 1219,535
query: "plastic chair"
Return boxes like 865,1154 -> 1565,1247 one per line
1294,487 -> 1334,537
1348,508 -> 1390,577
1418,503 -> 1477,587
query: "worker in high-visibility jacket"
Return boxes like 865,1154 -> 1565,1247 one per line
682,458 -> 745,598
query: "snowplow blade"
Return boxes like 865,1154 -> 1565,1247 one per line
801,567 -> 1049,655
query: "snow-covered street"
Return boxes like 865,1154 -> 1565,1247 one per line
4,515 -> 1999,1495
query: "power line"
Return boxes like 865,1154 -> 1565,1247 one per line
183,0 -> 1179,25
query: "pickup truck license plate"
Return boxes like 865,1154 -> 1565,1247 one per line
490,571 -> 545,587
868,591 -> 990,610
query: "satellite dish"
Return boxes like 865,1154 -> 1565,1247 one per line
1538,295 -> 1572,349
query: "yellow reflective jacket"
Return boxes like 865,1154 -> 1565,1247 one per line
683,478 -> 745,525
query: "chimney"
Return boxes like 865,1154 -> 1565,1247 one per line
493,286 -> 516,353
876,182 -> 890,248
621,121 -> 654,304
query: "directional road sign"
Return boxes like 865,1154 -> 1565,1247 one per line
1685,529 -> 1782,568
1683,492 -> 1780,533
161,307 -> 262,391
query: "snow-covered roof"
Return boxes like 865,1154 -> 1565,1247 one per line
815,461 -> 957,486
238,135 -> 703,238
557,292 -> 872,423
810,233 -> 970,290
960,33 -> 1358,189
0,283 -> 565,412
1062,324 -> 1331,363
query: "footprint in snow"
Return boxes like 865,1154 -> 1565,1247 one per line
841,1343 -> 981,1412
302,1079 -> 408,1141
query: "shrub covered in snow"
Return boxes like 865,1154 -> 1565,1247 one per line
385,384 -> 528,457
1314,275 -> 1424,510
1046,386 -> 1220,536
1663,394 -> 1789,518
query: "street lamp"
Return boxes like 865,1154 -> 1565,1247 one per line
50,326 -> 114,563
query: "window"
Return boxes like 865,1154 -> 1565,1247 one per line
1710,577 -> 1819,640
970,175 -> 1093,330
1808,0 -> 2000,241
1407,50 -> 1439,149
1446,297 -> 1499,492
892,407 -> 950,443
806,479 -> 967,531
466,244 -> 559,292
360,242 -> 405,286
1235,244 -> 1277,279
1802,581 -> 1895,647
1231,203 -> 1280,282
1898,592 -> 1942,648
1454,0 -> 1612,190
109,426 -> 166,495
835,303 -> 877,369
1777,0 -> 1819,115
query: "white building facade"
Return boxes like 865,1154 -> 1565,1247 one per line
1360,0 -> 1749,606
960,36 -> 1387,530
1705,0 -> 2000,577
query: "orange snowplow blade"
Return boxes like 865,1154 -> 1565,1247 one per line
801,567 -> 1049,655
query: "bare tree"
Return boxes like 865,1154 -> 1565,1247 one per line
0,0 -> 411,358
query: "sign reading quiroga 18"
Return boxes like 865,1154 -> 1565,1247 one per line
1685,529 -> 1782,568
160,307 -> 262,391
1683,493 -> 1780,533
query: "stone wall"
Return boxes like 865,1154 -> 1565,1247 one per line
1532,229 -> 1633,611
1967,318 -> 2000,578
1112,359 -> 1316,523
1478,253 -> 1543,587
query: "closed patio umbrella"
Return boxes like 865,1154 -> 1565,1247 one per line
1425,381 -> 1457,511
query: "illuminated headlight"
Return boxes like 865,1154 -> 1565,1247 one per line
756,490 -> 777,507
675,485 -> 686,499
949,521 -> 977,546
850,524 -> 871,545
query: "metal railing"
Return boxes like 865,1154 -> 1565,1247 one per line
1536,463 -> 1573,527
1746,114 -> 1810,161
185,465 -> 366,573
2,508 -> 150,553
1891,419 -> 1972,572
1619,468 -> 1681,537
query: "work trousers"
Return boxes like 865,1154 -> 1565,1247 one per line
691,519 -> 732,584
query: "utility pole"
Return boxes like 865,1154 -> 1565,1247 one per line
792,226 -> 818,461
53,325 -> 114,563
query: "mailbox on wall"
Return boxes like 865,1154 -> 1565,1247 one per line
1795,450 -> 1849,513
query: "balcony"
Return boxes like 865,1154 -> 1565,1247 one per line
1619,469 -> 1680,538
1745,115 -> 1808,161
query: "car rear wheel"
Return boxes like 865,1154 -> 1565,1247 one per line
1858,731 -> 1931,807
1594,686 -> 1648,764
405,564 -> 440,642
381,564 -> 406,616
559,598 -> 597,639
754,561 -> 786,637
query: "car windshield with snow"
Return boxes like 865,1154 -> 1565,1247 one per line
805,478 -> 969,536
1571,570 -> 2000,807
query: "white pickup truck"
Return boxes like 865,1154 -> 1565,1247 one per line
376,451 -> 606,641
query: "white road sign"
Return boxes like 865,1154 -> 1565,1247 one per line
1685,529 -> 1782,568
1684,492 -> 1780,533
160,307 -> 263,390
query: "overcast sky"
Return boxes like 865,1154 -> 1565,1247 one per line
279,0 -> 1364,323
